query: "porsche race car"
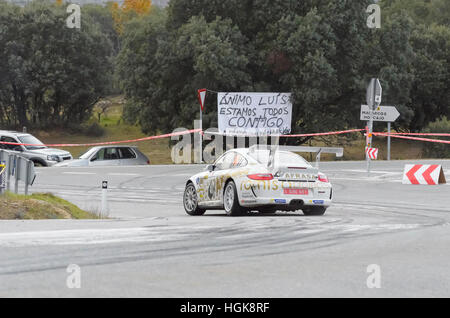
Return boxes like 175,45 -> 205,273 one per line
183,146 -> 333,216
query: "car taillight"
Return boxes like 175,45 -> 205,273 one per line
318,173 -> 329,183
247,174 -> 274,181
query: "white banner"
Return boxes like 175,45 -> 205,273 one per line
217,92 -> 292,136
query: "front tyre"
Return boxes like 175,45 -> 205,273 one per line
184,183 -> 206,216
223,181 -> 246,216
302,206 -> 327,216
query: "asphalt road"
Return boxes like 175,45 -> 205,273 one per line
0,160 -> 450,297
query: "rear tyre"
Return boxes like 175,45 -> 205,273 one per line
302,207 -> 327,216
184,183 -> 206,216
223,181 -> 246,216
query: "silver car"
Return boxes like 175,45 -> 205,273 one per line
55,146 -> 150,167
0,130 -> 72,166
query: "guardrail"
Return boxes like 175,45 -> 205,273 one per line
0,150 -> 36,195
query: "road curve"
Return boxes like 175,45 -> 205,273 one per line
0,160 -> 449,297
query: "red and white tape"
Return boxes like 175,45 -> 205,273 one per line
1,127 -> 449,148
0,129 -> 202,148
374,132 -> 450,145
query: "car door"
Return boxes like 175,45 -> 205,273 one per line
210,152 -> 239,203
200,152 -> 232,205
118,147 -> 138,166
89,147 -> 121,166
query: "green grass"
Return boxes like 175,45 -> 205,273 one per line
0,192 -> 99,220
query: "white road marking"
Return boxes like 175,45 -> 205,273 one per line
107,173 -> 140,176
0,228 -> 187,246
62,172 -> 97,175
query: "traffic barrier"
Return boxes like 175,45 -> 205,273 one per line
365,147 -> 379,160
0,150 -> 36,195
402,164 -> 447,185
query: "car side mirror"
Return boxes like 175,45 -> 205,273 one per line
206,164 -> 215,172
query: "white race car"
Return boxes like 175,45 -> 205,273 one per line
183,146 -> 333,216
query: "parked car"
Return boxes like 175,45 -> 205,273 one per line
55,146 -> 150,167
183,147 -> 333,216
0,130 -> 72,167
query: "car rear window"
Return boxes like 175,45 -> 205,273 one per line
249,150 -> 310,167
119,147 -> 136,159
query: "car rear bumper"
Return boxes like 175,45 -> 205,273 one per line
238,180 -> 332,209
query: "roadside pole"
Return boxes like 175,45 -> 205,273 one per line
197,89 -> 207,164
366,78 -> 382,176
387,122 -> 391,161
101,181 -> 108,218
199,103 -> 203,164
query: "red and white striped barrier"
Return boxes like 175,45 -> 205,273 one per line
402,164 -> 447,185
365,147 -> 378,160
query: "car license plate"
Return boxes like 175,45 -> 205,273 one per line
284,189 -> 309,195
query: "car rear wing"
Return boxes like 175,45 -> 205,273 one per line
249,145 -> 344,169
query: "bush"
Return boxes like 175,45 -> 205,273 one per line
66,121 -> 105,137
423,117 -> 450,158
83,122 -> 106,137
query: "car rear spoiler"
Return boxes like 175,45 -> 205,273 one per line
249,145 -> 344,169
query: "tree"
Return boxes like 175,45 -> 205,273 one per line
118,0 -> 449,136
110,0 -> 152,34
0,0 -> 112,129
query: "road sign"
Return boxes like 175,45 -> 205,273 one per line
365,147 -> 379,160
360,105 -> 400,122
402,165 -> 447,185
366,78 -> 382,110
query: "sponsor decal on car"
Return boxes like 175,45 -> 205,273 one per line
313,200 -> 325,205
273,199 -> 287,204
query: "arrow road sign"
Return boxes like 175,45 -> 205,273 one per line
360,105 -> 400,122
366,78 -> 382,110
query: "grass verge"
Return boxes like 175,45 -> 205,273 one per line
0,192 -> 99,220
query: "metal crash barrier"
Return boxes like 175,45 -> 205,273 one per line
0,150 -> 36,195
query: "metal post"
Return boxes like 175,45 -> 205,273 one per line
24,160 -> 31,195
315,150 -> 322,169
199,104 -> 203,164
101,181 -> 108,218
14,156 -> 20,194
6,154 -> 11,191
387,122 -> 391,161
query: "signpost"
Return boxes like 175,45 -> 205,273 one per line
197,89 -> 207,163
360,104 -> 400,161
365,78 -> 382,175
